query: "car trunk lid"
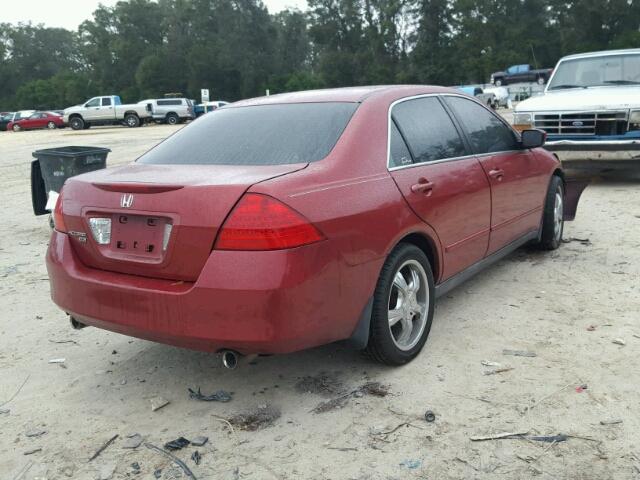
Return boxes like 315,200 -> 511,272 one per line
60,163 -> 307,281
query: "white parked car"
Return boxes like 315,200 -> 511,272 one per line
513,49 -> 640,169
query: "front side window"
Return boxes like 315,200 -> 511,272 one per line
445,96 -> 519,154
138,102 -> 358,166
86,98 -> 100,107
391,97 -> 466,164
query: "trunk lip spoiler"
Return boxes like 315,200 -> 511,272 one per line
91,182 -> 184,194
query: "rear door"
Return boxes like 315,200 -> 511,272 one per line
443,95 -> 548,255
97,96 -> 116,120
388,96 -> 491,281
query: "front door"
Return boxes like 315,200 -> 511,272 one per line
388,96 -> 491,281
444,95 -> 549,254
83,97 -> 101,121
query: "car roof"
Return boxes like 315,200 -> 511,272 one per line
231,85 -> 457,107
560,48 -> 640,61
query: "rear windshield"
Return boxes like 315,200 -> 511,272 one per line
138,102 -> 358,165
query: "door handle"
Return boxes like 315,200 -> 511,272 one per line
488,168 -> 504,180
411,178 -> 435,194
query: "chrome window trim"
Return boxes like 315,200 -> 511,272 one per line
386,93 -> 522,171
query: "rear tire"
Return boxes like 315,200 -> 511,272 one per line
47,121 -> 56,129
69,117 -> 84,130
494,79 -> 503,87
124,114 -> 140,128
166,113 -> 179,125
365,243 -> 435,366
537,76 -> 545,85
538,176 -> 564,250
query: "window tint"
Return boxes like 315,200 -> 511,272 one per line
102,97 -> 112,106
392,97 -> 466,164
389,121 -> 413,167
445,96 -> 519,154
138,102 -> 358,166
86,98 -> 100,107
157,99 -> 182,106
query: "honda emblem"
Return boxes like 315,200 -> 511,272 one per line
120,194 -> 134,208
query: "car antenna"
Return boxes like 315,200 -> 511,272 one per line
530,45 -> 539,70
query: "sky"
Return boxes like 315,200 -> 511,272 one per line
0,0 -> 308,30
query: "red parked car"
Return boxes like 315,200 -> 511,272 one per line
46,86 -> 586,366
8,111 -> 64,131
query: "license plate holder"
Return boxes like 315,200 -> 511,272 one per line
110,214 -> 166,260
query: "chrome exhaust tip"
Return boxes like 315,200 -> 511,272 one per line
70,317 -> 88,330
221,350 -> 239,369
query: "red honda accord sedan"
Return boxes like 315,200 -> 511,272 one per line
46,86 -> 586,365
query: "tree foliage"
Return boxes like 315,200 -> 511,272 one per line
1,0 -> 639,110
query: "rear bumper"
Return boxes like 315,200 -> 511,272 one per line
46,231 -> 366,354
544,140 -> 640,165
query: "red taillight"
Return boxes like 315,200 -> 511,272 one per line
53,190 -> 67,233
215,193 -> 325,251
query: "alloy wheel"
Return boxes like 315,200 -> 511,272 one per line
553,191 -> 563,241
388,259 -> 429,351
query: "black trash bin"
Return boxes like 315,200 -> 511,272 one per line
31,146 -> 111,215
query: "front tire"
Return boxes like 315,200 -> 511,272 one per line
365,243 -> 435,366
494,79 -> 503,87
538,176 -> 564,250
69,117 -> 84,130
12,124 -> 21,132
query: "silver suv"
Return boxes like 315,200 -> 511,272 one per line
142,98 -> 195,125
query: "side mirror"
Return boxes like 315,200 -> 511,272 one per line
521,129 -> 546,149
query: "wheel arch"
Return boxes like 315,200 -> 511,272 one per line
552,167 -> 564,181
393,231 -> 441,284
123,110 -> 139,118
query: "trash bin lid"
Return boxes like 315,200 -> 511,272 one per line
32,146 -> 112,158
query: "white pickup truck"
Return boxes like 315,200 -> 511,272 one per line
63,95 -> 152,130
513,49 -> 640,170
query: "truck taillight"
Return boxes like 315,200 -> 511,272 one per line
215,193 -> 325,251
53,190 -> 67,233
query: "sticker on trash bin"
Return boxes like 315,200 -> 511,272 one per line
85,155 -> 102,165
53,170 -> 65,176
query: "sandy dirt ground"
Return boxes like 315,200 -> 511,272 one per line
1,123 -> 639,480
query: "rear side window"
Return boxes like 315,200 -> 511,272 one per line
389,121 -> 413,167
445,96 -> 519,154
157,99 -> 183,106
102,97 -> 112,106
138,102 -> 358,165
392,97 -> 466,164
